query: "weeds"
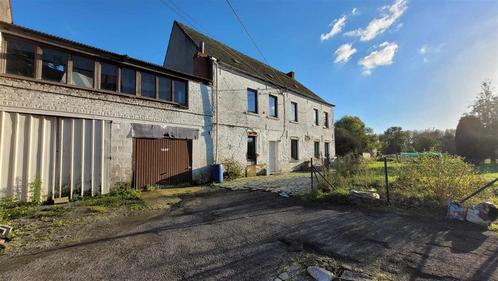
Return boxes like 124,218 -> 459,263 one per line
223,159 -> 244,180
30,178 -> 42,205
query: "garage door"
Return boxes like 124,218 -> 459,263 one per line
0,111 -> 110,201
133,138 -> 192,189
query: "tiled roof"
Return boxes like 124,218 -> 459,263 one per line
175,21 -> 333,106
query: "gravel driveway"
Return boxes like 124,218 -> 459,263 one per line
0,190 -> 497,281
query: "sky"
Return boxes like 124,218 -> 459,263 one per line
11,0 -> 498,133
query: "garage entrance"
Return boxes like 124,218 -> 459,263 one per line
133,138 -> 192,189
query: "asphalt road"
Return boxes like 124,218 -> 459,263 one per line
0,190 -> 497,281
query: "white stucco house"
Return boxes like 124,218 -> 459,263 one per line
165,21 -> 335,175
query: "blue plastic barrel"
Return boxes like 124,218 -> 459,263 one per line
213,164 -> 224,183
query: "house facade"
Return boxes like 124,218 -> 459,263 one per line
0,6 -> 213,201
165,22 -> 335,175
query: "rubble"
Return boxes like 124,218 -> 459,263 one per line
307,266 -> 335,281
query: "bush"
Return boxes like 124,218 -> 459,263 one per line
392,154 -> 486,205
223,159 -> 244,180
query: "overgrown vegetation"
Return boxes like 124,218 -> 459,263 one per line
30,177 -> 42,205
74,182 -> 144,210
311,154 -> 496,208
223,159 -> 244,180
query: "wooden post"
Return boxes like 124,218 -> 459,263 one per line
384,157 -> 390,205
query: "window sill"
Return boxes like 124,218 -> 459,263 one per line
266,116 -> 279,120
245,111 -> 259,116
289,159 -> 300,163
289,120 -> 299,124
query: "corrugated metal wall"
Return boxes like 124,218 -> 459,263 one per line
0,111 -> 110,201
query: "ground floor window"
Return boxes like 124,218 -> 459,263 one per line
247,135 -> 257,162
291,139 -> 299,160
324,142 -> 330,158
314,141 -> 320,158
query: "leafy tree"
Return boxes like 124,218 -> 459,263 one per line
455,115 -> 483,163
334,116 -> 375,156
411,129 -> 443,152
440,129 -> 456,154
469,81 -> 497,163
380,126 -> 409,155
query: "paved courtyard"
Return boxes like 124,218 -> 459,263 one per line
219,172 -> 312,196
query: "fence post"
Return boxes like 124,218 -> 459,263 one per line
310,158 -> 313,191
384,157 -> 390,205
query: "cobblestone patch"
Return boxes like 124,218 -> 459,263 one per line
219,172 -> 312,196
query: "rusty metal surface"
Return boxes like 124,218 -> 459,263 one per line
133,138 -> 192,189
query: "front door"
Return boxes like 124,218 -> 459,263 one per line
268,141 -> 278,173
133,138 -> 192,189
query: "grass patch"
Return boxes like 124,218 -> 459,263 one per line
489,223 -> 498,233
74,188 -> 145,210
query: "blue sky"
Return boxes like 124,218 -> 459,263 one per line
11,0 -> 498,133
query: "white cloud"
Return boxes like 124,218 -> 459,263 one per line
358,42 -> 398,75
345,0 -> 408,41
334,43 -> 357,63
351,8 -> 359,16
419,44 -> 428,55
418,43 -> 445,62
320,16 -> 347,41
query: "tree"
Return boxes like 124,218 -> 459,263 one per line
380,126 -> 409,155
440,129 -> 456,154
411,129 -> 443,152
469,81 -> 498,163
455,115 -> 483,163
334,116 -> 375,156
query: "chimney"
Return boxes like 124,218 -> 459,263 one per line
0,0 -> 12,23
199,41 -> 205,54
286,71 -> 295,79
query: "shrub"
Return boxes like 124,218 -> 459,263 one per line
222,159 -> 244,180
392,154 -> 486,205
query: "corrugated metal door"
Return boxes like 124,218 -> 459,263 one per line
0,111 -> 110,201
133,138 -> 192,189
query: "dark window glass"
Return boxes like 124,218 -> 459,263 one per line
247,136 -> 256,162
247,89 -> 257,113
120,67 -> 136,95
100,63 -> 117,91
269,95 -> 278,117
291,139 -> 299,160
72,55 -> 94,88
158,76 -> 172,101
324,112 -> 329,128
5,37 -> 35,77
174,79 -> 187,106
314,141 -> 320,158
325,142 -> 330,158
141,72 -> 155,98
291,102 -> 298,122
41,48 -> 67,83
314,109 -> 319,125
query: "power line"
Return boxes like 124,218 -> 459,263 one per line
224,0 -> 268,64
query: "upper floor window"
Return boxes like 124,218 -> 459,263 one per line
158,76 -> 172,101
174,79 -> 187,106
314,109 -> 319,126
72,55 -> 94,88
100,62 -> 118,91
269,95 -> 278,117
141,72 -> 156,98
5,37 -> 35,78
120,67 -> 136,95
324,112 -> 329,128
41,48 -> 67,83
247,89 -> 258,113
324,142 -> 330,158
290,102 -> 298,122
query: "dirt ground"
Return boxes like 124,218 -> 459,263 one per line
0,190 -> 496,281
